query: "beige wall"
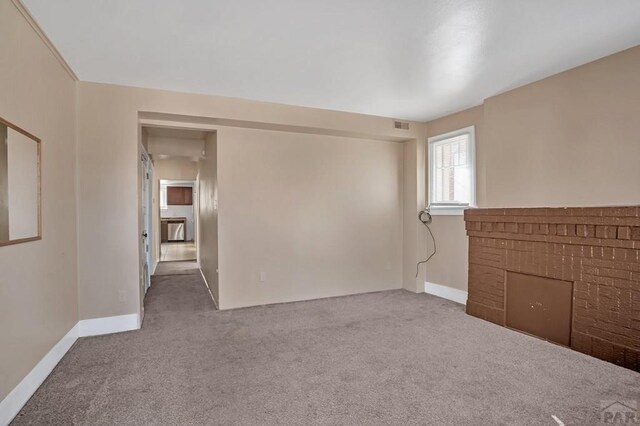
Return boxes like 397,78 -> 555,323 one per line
153,159 -> 198,181
197,133 -> 218,304
483,46 -> 640,207
426,45 -> 640,293
77,81 -> 425,319
0,123 -> 8,241
0,0 -> 78,402
216,127 -> 404,309
148,137 -> 204,159
402,139 -> 428,293
141,127 -> 149,151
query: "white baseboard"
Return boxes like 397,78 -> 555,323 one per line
0,324 -> 78,426
78,314 -> 140,337
0,313 -> 141,424
425,281 -> 468,305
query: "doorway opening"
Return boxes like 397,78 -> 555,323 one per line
139,123 -> 218,310
142,126 -> 206,274
145,126 -> 205,270
160,179 -> 196,262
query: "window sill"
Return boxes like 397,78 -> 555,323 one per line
428,206 -> 471,216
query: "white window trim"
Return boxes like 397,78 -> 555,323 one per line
427,125 -> 476,216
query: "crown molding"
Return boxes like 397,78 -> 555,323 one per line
11,0 -> 78,81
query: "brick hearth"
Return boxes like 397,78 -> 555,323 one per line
464,206 -> 640,370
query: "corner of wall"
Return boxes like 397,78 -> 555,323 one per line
402,136 -> 428,294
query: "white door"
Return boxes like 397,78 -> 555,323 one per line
141,151 -> 152,294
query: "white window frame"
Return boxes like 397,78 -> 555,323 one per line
427,125 -> 476,216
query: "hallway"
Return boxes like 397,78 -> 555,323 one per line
159,242 -> 197,262
143,263 -> 216,323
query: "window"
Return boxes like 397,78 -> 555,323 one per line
160,185 -> 168,210
428,126 -> 475,214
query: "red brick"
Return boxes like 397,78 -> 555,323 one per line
465,205 -> 640,371
599,268 -> 632,280
592,339 -> 614,361
596,225 -> 618,239
576,224 -> 588,237
571,332 -> 593,355
602,247 -> 615,260
505,223 -> 517,233
557,224 -> 568,236
604,207 -> 640,217
618,226 -> 632,240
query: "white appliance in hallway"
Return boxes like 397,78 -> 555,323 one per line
168,221 -> 185,241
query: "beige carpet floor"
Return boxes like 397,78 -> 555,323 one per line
11,273 -> 640,425
153,260 -> 200,276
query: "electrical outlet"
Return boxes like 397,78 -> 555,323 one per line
118,290 -> 126,303
259,272 -> 267,282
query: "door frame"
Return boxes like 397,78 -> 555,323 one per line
140,147 -> 153,294
158,178 -> 197,261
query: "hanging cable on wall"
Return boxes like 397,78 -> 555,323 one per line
416,208 -> 437,278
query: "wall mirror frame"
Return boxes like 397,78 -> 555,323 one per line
0,116 -> 41,247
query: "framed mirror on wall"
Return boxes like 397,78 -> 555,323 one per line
0,116 -> 41,246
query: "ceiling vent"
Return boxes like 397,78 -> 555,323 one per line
394,120 -> 410,130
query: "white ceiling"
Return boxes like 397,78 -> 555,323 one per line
23,0 -> 640,121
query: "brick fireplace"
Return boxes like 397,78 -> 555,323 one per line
464,207 -> 640,370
